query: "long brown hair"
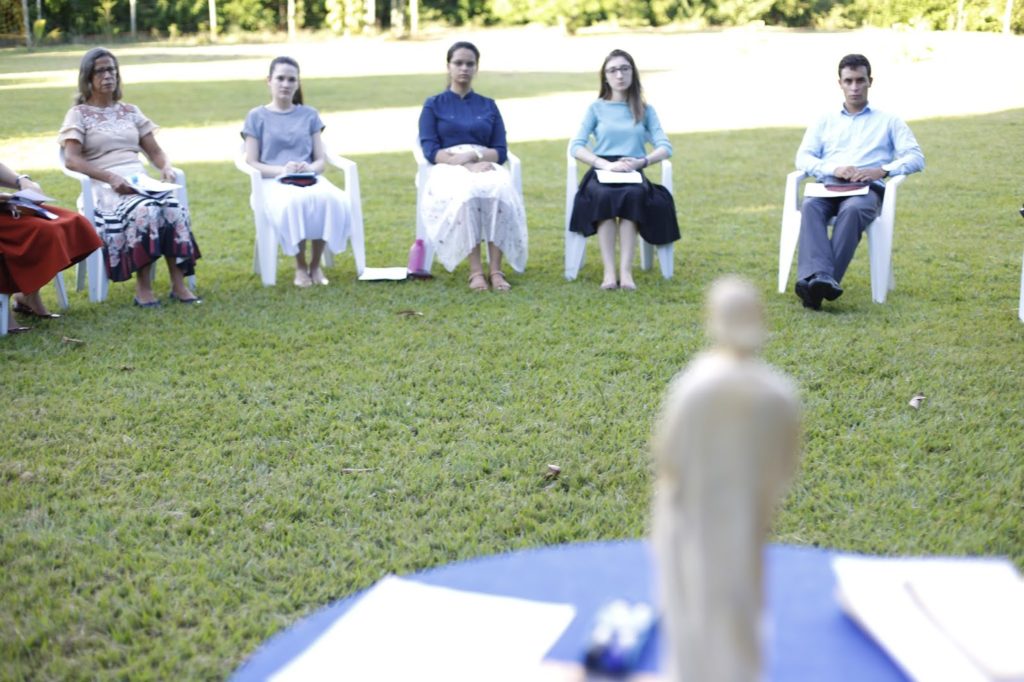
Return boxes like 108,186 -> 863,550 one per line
268,56 -> 303,105
76,47 -> 122,105
598,49 -> 645,124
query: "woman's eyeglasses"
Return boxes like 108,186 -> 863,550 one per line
605,65 -> 632,75
93,66 -> 117,76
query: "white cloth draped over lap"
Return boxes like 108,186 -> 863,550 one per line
259,177 -> 351,257
421,162 -> 528,273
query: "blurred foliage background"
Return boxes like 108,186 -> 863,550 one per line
2,0 -> 1022,46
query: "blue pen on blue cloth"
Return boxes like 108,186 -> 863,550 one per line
583,600 -> 656,675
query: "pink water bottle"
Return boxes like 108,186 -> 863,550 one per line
407,238 -> 428,278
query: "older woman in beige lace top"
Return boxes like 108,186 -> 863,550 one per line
58,47 -> 201,306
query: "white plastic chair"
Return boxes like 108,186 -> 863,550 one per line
0,267 -> 68,336
1019,204 -> 1024,323
413,140 -> 523,275
59,149 -> 195,302
235,148 -> 365,286
778,171 -> 906,304
1019,250 -> 1023,323
564,142 -> 674,281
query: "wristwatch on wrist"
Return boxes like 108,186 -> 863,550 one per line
15,174 -> 31,188
473,148 -> 483,161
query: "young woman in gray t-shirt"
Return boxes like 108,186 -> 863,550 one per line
242,56 -> 353,287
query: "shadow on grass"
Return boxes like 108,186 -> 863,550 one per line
2,71 -> 598,137
0,49 -> 255,73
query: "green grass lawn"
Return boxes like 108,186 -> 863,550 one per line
1,44 -> 1023,680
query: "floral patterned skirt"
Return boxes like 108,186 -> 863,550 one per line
421,163 -> 528,273
95,194 -> 201,282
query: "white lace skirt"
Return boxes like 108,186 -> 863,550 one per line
421,163 -> 528,273
260,177 -> 351,257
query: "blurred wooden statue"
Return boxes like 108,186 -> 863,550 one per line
652,276 -> 801,682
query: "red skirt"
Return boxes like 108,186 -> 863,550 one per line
0,205 -> 102,294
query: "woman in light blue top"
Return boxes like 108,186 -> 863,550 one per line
569,49 -> 679,290
242,56 -> 352,287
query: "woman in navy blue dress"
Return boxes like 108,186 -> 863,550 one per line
418,41 -> 527,291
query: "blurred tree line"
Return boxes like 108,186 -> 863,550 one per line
6,0 -> 1022,43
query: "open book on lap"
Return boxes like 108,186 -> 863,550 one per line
1,189 -> 59,219
126,173 -> 181,199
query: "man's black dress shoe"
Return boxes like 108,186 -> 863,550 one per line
794,277 -> 822,310
809,273 -> 843,301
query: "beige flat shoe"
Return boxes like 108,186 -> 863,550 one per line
489,270 -> 511,292
310,268 -> 329,286
468,271 -> 488,291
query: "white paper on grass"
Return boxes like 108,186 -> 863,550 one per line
270,575 -> 577,682
595,170 -> 642,184
358,267 -> 409,282
803,182 -> 870,198
832,556 -> 1024,682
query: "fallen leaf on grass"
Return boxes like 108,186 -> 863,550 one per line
543,464 -> 562,480
341,467 -> 375,474
61,336 -> 84,346
395,310 -> 424,317
908,393 -> 926,409
120,365 -> 135,372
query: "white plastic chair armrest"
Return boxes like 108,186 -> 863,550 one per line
878,173 -> 905,226
783,170 -> 808,214
659,159 -> 673,196
326,151 -> 366,275
507,151 -> 522,198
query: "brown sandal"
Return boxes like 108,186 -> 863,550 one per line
489,270 -> 511,292
468,271 -> 489,291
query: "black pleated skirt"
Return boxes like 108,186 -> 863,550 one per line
569,160 -> 680,245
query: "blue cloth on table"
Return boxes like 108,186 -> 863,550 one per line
230,541 -> 908,681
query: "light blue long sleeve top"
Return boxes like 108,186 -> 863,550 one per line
570,100 -> 672,158
796,104 -> 924,182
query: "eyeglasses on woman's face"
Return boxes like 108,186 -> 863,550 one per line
604,65 -> 632,76
93,66 -> 117,76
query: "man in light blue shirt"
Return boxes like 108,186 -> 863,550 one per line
794,54 -> 925,309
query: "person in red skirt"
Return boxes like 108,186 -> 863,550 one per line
0,161 -> 102,334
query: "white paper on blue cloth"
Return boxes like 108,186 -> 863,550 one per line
270,575 -> 576,682
833,556 -> 1024,682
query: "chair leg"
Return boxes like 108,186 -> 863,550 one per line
54,272 -> 69,310
640,239 -> 654,271
349,213 -> 366,276
85,249 -> 106,302
77,260 -> 88,292
1019,249 -> 1024,323
778,210 -> 801,294
256,222 -> 277,286
867,218 -> 894,304
0,293 -> 8,336
565,231 -> 587,281
657,244 -> 674,279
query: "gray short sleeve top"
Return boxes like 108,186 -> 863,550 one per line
241,105 -> 325,166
